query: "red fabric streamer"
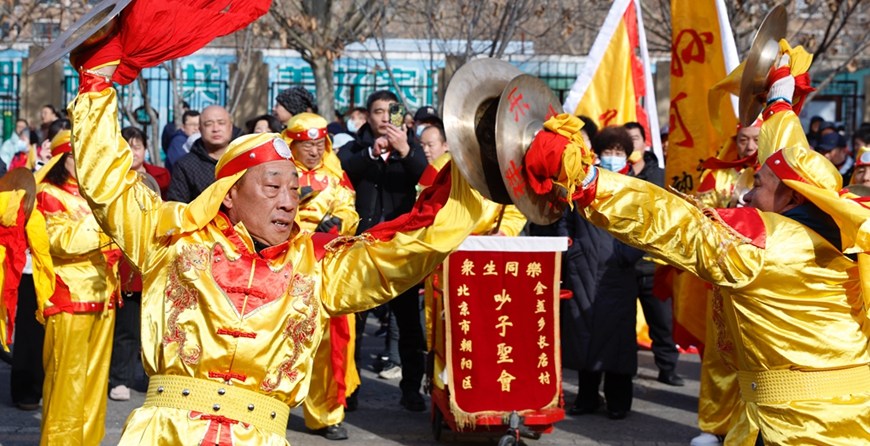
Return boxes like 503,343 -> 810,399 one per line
700,152 -> 758,171
73,0 -> 271,85
524,130 -> 569,195
329,317 -> 350,407
1,205 -> 27,344
365,162 -> 454,242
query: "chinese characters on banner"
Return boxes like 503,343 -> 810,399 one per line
444,250 -> 561,414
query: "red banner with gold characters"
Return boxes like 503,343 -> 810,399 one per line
442,237 -> 565,416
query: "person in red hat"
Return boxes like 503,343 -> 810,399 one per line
850,145 -> 870,187
523,42 -> 870,446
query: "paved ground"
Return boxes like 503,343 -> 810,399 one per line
0,319 -> 702,446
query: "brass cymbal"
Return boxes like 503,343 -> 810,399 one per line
739,4 -> 787,127
443,58 -> 522,202
0,168 -> 37,218
28,0 -> 132,75
495,74 -> 566,225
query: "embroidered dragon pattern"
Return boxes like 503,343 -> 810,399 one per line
163,244 -> 210,365
260,273 -> 318,392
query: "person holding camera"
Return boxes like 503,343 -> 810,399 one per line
337,90 -> 430,411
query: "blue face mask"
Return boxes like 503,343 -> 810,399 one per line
346,119 -> 359,134
599,155 -> 627,172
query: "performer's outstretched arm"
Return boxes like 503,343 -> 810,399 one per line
580,168 -> 763,289
318,164 -> 484,315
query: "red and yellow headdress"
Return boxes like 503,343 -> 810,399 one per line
33,129 -> 73,184
156,133 -> 294,236
281,112 -> 344,179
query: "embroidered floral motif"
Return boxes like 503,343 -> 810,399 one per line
260,273 -> 318,392
712,286 -> 734,356
163,244 -> 209,365
323,233 -> 373,256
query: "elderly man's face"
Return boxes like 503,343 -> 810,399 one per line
735,126 -> 760,159
744,164 -> 800,213
290,138 -> 326,170
200,106 -> 233,151
853,166 -> 870,187
223,161 -> 300,247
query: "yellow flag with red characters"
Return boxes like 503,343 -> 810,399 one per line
667,0 -> 739,350
563,0 -> 663,166
666,0 -> 739,194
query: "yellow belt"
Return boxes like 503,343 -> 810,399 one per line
737,365 -> 870,404
144,375 -> 290,437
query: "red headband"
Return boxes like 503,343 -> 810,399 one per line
51,142 -> 72,157
765,150 -> 807,185
285,127 -> 327,141
216,138 -> 292,180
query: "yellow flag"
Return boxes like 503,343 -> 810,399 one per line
563,0 -> 663,166
667,0 -> 739,193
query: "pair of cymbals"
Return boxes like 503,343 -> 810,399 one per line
444,59 -> 566,225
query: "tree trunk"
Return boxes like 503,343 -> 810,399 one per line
310,57 -> 335,121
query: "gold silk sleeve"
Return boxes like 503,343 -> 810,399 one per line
582,168 -> 763,288
758,109 -> 808,163
40,194 -> 110,259
471,201 -> 526,236
497,205 -> 527,237
70,88 -> 172,274
318,166 -> 484,316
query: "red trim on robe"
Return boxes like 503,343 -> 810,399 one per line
365,162 -> 454,242
700,153 -> 757,171
713,208 -> 766,249
36,191 -> 67,214
329,316 -> 350,406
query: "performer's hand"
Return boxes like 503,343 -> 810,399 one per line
316,216 -> 342,233
766,53 -> 794,105
523,113 -> 597,207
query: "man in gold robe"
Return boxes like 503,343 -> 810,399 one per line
524,42 -> 870,446
70,63 -> 483,446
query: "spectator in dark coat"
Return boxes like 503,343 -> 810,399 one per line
531,126 -> 645,420
166,105 -> 232,203
337,90 -> 429,412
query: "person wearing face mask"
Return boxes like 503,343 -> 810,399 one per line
412,106 -> 440,142
552,125 -> 645,420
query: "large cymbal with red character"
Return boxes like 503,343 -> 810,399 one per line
495,74 -> 566,225
739,4 -> 788,127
